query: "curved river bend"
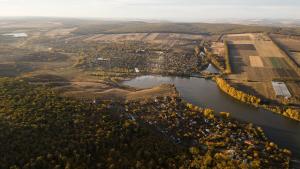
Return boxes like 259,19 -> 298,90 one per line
123,75 -> 300,165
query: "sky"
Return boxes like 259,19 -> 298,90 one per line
0,0 -> 299,21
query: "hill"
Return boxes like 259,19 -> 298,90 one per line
73,21 -> 300,36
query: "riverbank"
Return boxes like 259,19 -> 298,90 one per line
214,77 -> 300,122
121,74 -> 299,122
122,75 -> 300,167
125,95 -> 291,168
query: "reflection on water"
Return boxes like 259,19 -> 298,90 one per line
123,75 -> 300,162
2,33 -> 28,37
204,64 -> 219,74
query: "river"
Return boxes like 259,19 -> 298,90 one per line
122,75 -> 300,166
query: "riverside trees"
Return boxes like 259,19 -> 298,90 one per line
215,77 -> 261,105
215,77 -> 300,121
224,41 -> 232,74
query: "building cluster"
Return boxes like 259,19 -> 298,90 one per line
123,96 -> 291,168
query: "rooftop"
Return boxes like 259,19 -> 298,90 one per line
272,81 -> 292,98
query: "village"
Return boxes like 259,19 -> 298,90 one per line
118,95 -> 291,168
71,39 -> 209,77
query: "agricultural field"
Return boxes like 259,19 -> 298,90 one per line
0,19 -> 298,106
270,34 -> 300,66
291,52 -> 300,65
249,55 -> 264,67
225,33 -> 300,107
83,33 -> 208,48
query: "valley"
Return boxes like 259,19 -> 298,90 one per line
0,18 -> 299,168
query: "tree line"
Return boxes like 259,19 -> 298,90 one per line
215,77 -> 300,121
224,41 -> 232,74
215,77 -> 261,105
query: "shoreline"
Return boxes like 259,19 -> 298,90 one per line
120,73 -> 299,122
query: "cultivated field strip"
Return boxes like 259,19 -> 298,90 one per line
227,33 -> 300,102
249,56 -> 264,67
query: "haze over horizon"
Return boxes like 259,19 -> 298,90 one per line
0,0 -> 299,22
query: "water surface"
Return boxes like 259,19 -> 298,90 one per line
2,33 -> 28,38
204,64 -> 219,74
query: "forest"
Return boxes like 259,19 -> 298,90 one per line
0,78 -> 188,169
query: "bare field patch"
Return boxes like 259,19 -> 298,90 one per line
246,68 -> 274,81
272,36 -> 300,52
45,27 -> 77,37
145,33 -> 159,41
83,33 -> 145,42
83,33 -> 205,42
62,83 -> 176,102
273,68 -> 299,78
254,41 -> 285,58
225,36 -> 251,41
82,33 -> 206,47
224,33 -> 254,41
228,44 -> 256,50
169,33 -> 205,40
286,82 -> 300,97
127,84 -> 176,101
249,56 -> 264,67
261,57 -> 274,68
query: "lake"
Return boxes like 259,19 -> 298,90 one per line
2,33 -> 28,38
122,75 -> 300,165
